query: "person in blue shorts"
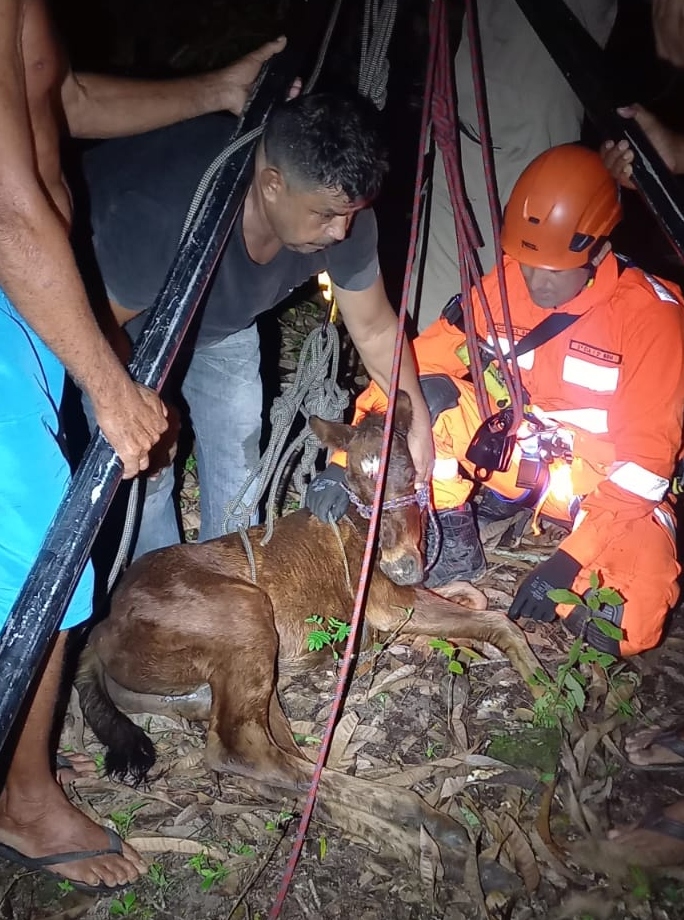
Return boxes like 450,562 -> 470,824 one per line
0,0 -> 288,894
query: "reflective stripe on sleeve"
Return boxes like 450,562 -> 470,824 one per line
562,355 -> 619,393
535,406 -> 608,434
607,461 -> 670,501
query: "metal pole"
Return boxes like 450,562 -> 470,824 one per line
0,0 -> 332,750
514,0 -> 684,264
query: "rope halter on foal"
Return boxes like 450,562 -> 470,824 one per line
341,483 -> 430,520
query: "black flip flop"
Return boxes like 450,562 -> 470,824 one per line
0,826 -> 131,895
55,752 -> 74,772
638,810 -> 684,843
624,726 -> 684,773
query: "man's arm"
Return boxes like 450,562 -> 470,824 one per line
0,3 -> 166,477
62,37 -> 289,138
334,276 -> 434,483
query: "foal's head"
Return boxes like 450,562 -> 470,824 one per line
310,391 -> 425,585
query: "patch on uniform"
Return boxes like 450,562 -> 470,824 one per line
569,340 -> 622,364
494,323 -> 528,341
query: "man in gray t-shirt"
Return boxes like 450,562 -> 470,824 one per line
82,94 -> 433,555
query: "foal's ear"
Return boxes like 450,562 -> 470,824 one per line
394,390 -> 413,435
309,416 -> 356,450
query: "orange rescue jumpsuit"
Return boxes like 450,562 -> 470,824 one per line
341,254 -> 684,655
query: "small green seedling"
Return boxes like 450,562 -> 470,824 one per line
292,732 -> 321,746
428,638 -> 464,675
425,740 -> 442,759
93,751 -> 106,774
147,862 -> 170,893
306,615 -> 351,660
628,865 -> 651,902
265,810 -> 294,833
57,879 -> 75,896
318,835 -> 328,860
109,891 -> 137,917
109,801 -> 148,839
187,852 -> 229,891
529,572 -> 630,728
230,842 -> 256,857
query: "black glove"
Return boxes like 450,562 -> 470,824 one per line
305,463 -> 349,522
508,550 -> 582,622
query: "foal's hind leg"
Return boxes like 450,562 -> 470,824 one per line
197,583 -> 307,789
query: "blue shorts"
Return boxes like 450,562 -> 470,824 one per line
0,290 -> 94,631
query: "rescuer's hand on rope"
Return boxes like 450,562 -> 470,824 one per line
508,550 -> 582,623
601,104 -> 682,187
305,463 -> 349,522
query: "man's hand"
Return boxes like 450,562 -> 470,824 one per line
508,550 -> 582,622
653,0 -> 684,68
407,407 -> 435,487
216,37 -> 302,116
601,104 -> 681,187
305,463 -> 349,522
91,378 -> 168,480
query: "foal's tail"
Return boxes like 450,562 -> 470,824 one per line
74,646 -> 156,783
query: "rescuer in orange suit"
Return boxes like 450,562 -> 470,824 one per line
306,143 -> 684,658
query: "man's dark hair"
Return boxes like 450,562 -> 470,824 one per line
262,93 -> 389,202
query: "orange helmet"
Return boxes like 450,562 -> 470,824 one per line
501,144 -> 622,270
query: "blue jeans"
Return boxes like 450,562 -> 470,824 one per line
84,324 -> 263,559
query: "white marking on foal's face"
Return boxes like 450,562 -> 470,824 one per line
361,454 -> 380,479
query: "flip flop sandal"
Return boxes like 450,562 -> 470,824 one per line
55,752 -> 74,772
624,726 -> 684,772
638,810 -> 684,843
0,826 -> 130,895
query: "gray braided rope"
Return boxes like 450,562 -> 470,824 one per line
358,0 -> 397,110
222,323 -> 348,545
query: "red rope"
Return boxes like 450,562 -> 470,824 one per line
267,10 -> 437,918
463,0 -> 525,424
430,0 -> 526,428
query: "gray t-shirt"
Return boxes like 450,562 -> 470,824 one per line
83,113 -> 380,346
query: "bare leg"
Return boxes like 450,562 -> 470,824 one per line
0,632 -> 146,889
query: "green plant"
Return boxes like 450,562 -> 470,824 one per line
318,835 -> 328,860
109,801 -> 148,839
265,810 -> 294,832
57,879 -> 75,895
93,751 -> 106,774
425,740 -> 442,759
147,862 -> 170,894
628,865 -> 651,901
230,842 -> 256,857
305,614 -> 351,660
187,852 -> 229,891
529,573 -> 630,728
428,638 -> 464,675
110,891 -> 138,917
292,732 -> 321,745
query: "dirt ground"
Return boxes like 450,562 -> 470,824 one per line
4,1 -> 683,917
3,303 -> 684,920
